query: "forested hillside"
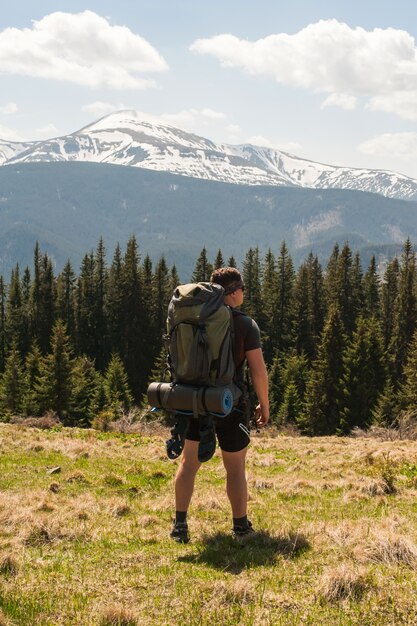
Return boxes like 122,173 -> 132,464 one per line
0,237 -> 415,435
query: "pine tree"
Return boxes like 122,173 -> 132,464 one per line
103,353 -> 134,417
299,306 -> 345,435
338,316 -> 386,433
0,340 -> 25,416
192,247 -> 213,282
169,265 -> 180,293
227,256 -> 237,268
36,321 -> 74,423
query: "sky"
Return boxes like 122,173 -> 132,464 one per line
1,1 -> 417,178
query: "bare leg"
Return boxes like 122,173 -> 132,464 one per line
174,439 -> 201,512
221,447 -> 248,518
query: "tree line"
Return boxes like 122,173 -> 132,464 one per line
0,237 -> 416,435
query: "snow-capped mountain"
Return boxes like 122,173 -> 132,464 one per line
2,110 -> 417,201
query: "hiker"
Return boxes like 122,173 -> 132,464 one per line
171,267 -> 269,543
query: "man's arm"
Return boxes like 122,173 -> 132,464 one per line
246,348 -> 269,426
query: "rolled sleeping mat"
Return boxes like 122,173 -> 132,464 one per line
147,382 -> 241,417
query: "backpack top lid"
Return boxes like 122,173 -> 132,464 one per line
168,282 -> 225,324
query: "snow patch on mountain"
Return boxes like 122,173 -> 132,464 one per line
293,210 -> 343,248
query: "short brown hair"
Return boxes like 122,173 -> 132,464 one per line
210,267 -> 242,289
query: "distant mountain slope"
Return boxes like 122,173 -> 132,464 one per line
1,110 -> 417,201
0,162 -> 415,279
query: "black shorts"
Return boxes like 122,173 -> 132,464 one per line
185,409 -> 251,453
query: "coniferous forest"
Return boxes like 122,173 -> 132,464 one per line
0,235 -> 416,436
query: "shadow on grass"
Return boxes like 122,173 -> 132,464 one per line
179,530 -> 310,574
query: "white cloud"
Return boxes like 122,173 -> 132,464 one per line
35,123 -> 59,138
0,124 -> 22,141
0,10 -> 168,89
358,132 -> 417,159
0,102 -> 18,115
82,101 -> 127,117
155,108 -> 227,131
367,92 -> 417,121
191,20 -> 417,120
321,93 -> 357,110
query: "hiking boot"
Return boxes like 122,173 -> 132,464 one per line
232,519 -> 255,538
170,520 -> 190,544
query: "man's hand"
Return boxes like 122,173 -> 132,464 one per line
254,403 -> 269,427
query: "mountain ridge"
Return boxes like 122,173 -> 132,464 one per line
1,109 -> 417,201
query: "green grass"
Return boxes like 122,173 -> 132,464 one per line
2,423 -> 417,625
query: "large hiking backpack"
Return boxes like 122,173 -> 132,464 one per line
147,282 -> 242,418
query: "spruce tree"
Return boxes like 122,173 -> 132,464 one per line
69,356 -> 101,427
36,321 -> 74,423
29,246 -> 55,353
192,247 -> 213,282
0,340 -> 25,416
213,249 -> 225,270
56,260 -> 76,339
306,253 -> 325,359
242,247 -> 263,323
93,238 -> 108,370
22,343 -> 42,417
381,257 -> 399,350
106,244 -> 124,357
75,252 -> 96,358
227,256 -> 237,268
260,249 -> 277,363
397,328 -> 417,413
338,317 -> 386,433
300,306 -> 345,435
0,276 -> 5,372
371,380 -> 399,426
363,256 -> 380,318
120,235 -> 148,399
5,265 -> 24,352
390,239 -> 416,383
272,242 -> 295,354
103,353 -> 134,417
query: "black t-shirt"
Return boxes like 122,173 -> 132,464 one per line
232,309 -> 262,377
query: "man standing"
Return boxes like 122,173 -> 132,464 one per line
171,267 -> 269,543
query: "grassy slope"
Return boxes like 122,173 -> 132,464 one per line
1,423 -> 417,625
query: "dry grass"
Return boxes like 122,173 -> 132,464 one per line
318,564 -> 373,602
2,422 -> 417,625
98,606 -> 138,626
